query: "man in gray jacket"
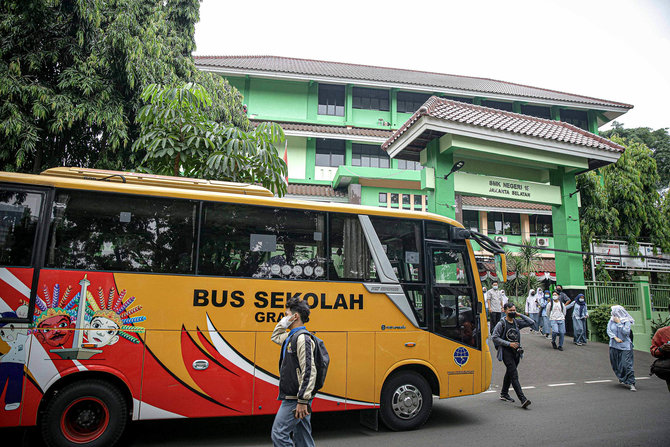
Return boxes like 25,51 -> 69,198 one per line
492,302 -> 536,408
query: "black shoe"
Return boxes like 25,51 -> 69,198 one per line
521,398 -> 532,409
552,341 -> 557,349
500,394 -> 515,403
558,346 -> 564,351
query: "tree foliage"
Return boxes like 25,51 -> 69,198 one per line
133,83 -> 288,196
601,122 -> 670,188
0,0 -> 247,174
577,135 -> 670,256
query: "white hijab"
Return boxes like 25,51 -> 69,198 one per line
610,305 -> 635,325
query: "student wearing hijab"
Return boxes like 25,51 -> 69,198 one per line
539,291 -> 551,338
607,305 -> 636,391
566,294 -> 588,345
524,289 -> 539,333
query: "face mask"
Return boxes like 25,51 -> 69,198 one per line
493,286 -> 498,290
579,298 -> 585,303
508,311 -> 516,318
553,296 -> 559,301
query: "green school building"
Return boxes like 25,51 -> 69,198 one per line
195,55 -> 632,296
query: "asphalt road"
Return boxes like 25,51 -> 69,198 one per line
4,329 -> 670,446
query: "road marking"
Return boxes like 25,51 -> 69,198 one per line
636,377 -> 650,380
547,382 -> 575,387
521,386 -> 536,389
585,380 -> 612,384
483,390 -> 496,394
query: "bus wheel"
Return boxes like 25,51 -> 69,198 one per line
379,371 -> 432,431
41,380 -> 128,447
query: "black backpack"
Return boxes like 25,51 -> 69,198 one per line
650,357 -> 670,381
291,329 -> 330,392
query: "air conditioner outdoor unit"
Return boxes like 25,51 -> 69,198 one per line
536,237 -> 549,247
494,236 -> 507,243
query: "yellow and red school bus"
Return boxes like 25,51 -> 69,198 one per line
0,167 -> 506,446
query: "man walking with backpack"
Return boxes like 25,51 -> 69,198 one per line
271,298 -> 317,447
492,302 -> 536,408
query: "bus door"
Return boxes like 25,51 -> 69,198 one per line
426,242 -> 480,396
0,183 -> 51,426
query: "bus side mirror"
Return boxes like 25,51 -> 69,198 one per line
495,253 -> 507,282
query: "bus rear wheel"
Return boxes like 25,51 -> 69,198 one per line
379,371 -> 432,431
41,380 -> 128,447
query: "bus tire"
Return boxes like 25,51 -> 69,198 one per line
40,379 -> 128,447
379,371 -> 432,431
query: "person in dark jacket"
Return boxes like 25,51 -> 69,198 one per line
650,304 -> 670,392
271,298 -> 317,447
492,302 -> 536,408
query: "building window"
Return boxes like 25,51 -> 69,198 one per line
379,193 -> 387,204
397,159 -> 422,171
481,100 -> 514,112
487,212 -> 521,236
462,210 -> 479,232
353,87 -> 389,111
315,139 -> 345,167
521,104 -> 551,120
402,194 -> 411,208
529,214 -> 553,236
390,193 -> 399,206
397,92 -> 431,113
352,143 -> 390,168
443,95 -> 473,104
560,109 -> 589,131
413,195 -> 423,207
318,84 -> 345,116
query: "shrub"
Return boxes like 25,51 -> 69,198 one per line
589,304 -> 613,342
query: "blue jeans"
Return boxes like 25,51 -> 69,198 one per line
573,317 -> 587,344
551,320 -> 565,347
271,400 -> 315,447
530,313 -> 539,330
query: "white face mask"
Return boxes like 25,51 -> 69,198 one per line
553,296 -> 559,301
493,285 -> 498,290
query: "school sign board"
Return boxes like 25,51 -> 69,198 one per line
454,173 -> 562,205
592,240 -> 670,272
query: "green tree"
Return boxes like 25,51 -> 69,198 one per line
577,136 -> 670,280
601,122 -> 670,188
0,0 -> 246,174
133,83 -> 288,196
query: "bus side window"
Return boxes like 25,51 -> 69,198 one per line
368,216 -> 423,283
328,214 -> 377,281
46,189 -> 198,274
0,189 -> 43,267
199,203 -> 327,280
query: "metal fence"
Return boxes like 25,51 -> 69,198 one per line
584,281 -> 640,311
651,284 -> 670,311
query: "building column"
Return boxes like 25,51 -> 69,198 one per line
307,81 -> 318,122
421,138 -> 455,219
550,167 -> 585,292
305,138 -> 316,180
345,140 -> 352,166
479,211 -> 488,234
345,84 -> 353,125
521,214 -> 530,242
390,88 -> 398,128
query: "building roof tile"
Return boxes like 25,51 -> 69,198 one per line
462,196 -> 552,211
382,96 -> 625,153
251,120 -> 392,140
287,183 -> 347,198
195,55 -> 632,110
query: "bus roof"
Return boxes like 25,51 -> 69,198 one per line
0,168 -> 462,227
41,167 -> 275,197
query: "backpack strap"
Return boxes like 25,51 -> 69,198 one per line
290,329 -> 312,365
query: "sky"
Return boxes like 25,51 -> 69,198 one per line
194,0 -> 670,131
